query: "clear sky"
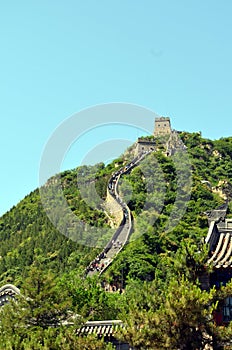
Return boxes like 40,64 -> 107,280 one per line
1,1 -> 232,216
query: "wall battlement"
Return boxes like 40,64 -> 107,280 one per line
154,117 -> 171,136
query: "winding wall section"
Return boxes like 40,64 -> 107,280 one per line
86,151 -> 152,276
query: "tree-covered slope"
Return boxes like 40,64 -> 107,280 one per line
0,155 -> 128,284
103,132 -> 232,283
1,132 -> 232,349
0,132 -> 232,286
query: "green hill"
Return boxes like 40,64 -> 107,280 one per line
0,131 -> 232,286
1,131 -> 232,349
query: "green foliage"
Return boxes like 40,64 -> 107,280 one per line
0,265 -> 117,349
1,132 -> 232,348
0,327 -> 115,350
119,276 -> 217,350
118,243 -> 232,349
59,270 -> 122,320
0,132 -> 231,285
105,132 -> 230,284
0,165 -> 112,283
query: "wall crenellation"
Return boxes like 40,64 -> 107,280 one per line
154,116 -> 171,136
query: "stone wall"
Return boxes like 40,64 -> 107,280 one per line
135,138 -> 156,155
104,188 -> 124,226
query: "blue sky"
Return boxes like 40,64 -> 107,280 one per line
1,1 -> 232,216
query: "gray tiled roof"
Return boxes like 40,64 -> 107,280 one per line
208,232 -> 232,268
77,320 -> 124,336
206,213 -> 232,268
0,284 -> 20,306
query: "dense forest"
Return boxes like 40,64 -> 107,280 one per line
1,132 -> 232,349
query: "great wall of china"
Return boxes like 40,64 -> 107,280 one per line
0,116 -> 184,302
86,150 -> 152,277
1,116 -> 232,349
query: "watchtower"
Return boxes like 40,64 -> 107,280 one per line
154,117 -> 171,136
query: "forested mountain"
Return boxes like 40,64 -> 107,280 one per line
0,158 -> 121,284
105,132 -> 232,283
1,131 -> 232,349
1,132 -> 232,284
